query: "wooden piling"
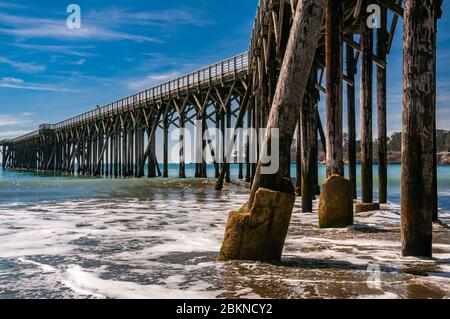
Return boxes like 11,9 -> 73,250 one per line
325,0 -> 344,177
179,114 -> 186,179
360,0 -> 374,204
301,71 -> 319,213
346,41 -> 357,200
163,115 -> 169,178
401,0 -> 436,258
296,116 -> 302,195
225,107 -> 231,183
377,7 -> 388,204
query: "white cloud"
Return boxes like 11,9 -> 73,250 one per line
0,129 -> 32,139
126,71 -> 180,91
71,59 -> 86,65
0,57 -> 45,73
12,43 -> 96,57
0,114 -> 30,127
0,1 -> 24,9
86,8 -> 213,27
0,77 -> 73,92
0,12 -> 160,43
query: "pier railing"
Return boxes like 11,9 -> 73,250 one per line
52,52 -> 249,130
9,130 -> 40,144
4,52 -> 249,144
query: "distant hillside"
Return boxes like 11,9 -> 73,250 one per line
294,130 -> 450,165
387,130 -> 450,152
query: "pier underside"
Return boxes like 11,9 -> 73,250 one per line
0,0 -> 443,259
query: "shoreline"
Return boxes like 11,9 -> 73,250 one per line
312,151 -> 450,166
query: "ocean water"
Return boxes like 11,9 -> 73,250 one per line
0,164 -> 449,299
2,164 -> 450,211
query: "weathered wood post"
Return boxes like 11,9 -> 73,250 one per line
225,105 -> 231,183
220,0 -> 326,261
122,129 -> 127,177
238,97 -> 244,180
401,0 -> 436,258
360,0 -> 374,204
147,129 -> 156,178
135,127 -> 141,177
325,0 -> 344,178
107,134 -> 112,177
318,0 -> 353,229
163,114 -> 169,178
220,109 -> 226,178
245,100 -> 252,183
313,119 -> 319,195
295,117 -> 302,196
128,130 -> 134,176
202,114 -> 208,178
346,42 -> 357,200
115,132 -> 120,177
195,113 -> 201,178
432,4 -> 439,222
2,146 -> 5,170
179,114 -> 186,179
214,105 -> 221,178
301,71 -> 319,213
377,7 -> 388,204
93,135 -> 98,176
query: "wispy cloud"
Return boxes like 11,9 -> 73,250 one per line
12,43 -> 96,57
0,56 -> 45,73
0,77 -> 73,92
0,113 -> 35,140
0,12 -> 160,43
126,71 -> 180,91
0,1 -> 24,9
70,59 -> 86,65
0,114 -> 30,127
0,129 -> 32,139
86,7 -> 213,27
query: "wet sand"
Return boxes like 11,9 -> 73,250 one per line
0,180 -> 448,299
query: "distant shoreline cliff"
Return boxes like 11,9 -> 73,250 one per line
292,129 -> 450,165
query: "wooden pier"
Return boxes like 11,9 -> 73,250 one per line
0,0 -> 443,258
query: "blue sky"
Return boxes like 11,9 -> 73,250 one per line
0,0 -> 449,143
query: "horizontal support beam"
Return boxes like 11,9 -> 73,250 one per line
376,0 -> 403,18
344,36 -> 387,69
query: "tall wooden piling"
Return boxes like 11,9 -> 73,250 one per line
360,0 -> 374,204
163,115 -> 169,178
432,6 -> 439,222
296,117 -> 302,195
179,114 -> 186,179
214,105 -> 221,178
2,146 -> 5,169
202,115 -> 208,178
122,130 -> 127,177
148,129 -> 156,178
377,7 -> 388,204
225,107 -> 231,183
325,0 -> 344,177
245,101 -> 252,183
301,72 -> 318,213
401,0 -> 436,258
346,42 -> 357,200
